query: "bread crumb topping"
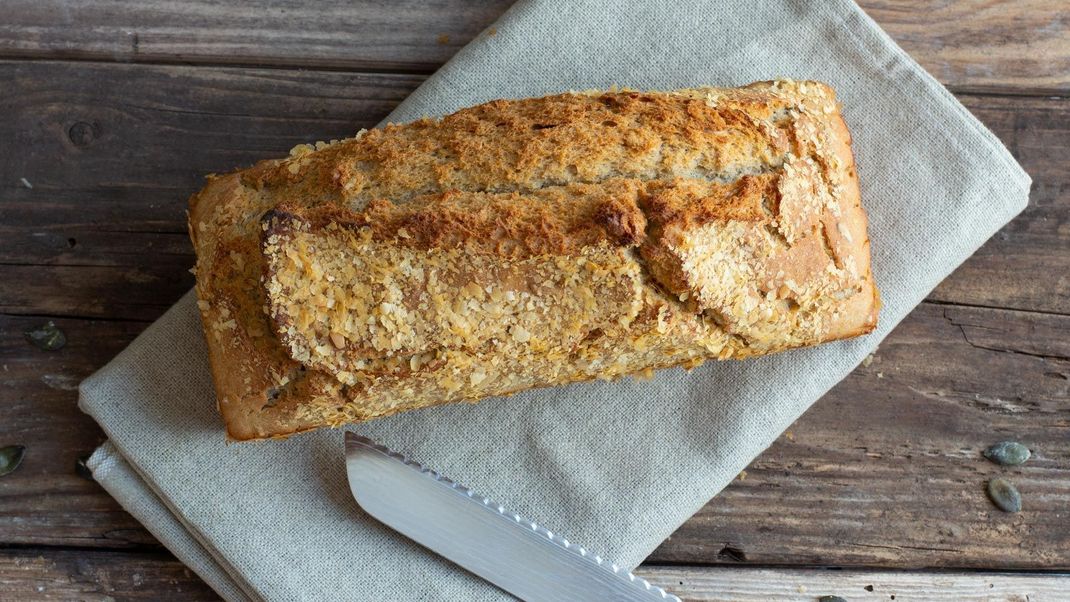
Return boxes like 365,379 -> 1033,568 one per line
188,80 -> 879,439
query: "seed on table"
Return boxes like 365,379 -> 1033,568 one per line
983,441 -> 1031,466
0,445 -> 26,477
25,321 -> 66,351
818,596 -> 848,602
987,477 -> 1022,513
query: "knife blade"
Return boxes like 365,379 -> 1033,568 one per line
345,432 -> 680,602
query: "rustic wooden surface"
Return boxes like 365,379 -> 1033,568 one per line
1,0 -> 1066,94
1,0 -> 1068,600
2,549 -> 1068,602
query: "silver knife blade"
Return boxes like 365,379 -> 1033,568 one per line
345,432 -> 679,602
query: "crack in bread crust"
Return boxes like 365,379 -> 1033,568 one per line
190,80 -> 879,440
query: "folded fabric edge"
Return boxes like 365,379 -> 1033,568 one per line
85,412 -> 265,600
87,442 -> 258,602
832,0 -> 1031,192
77,289 -> 199,409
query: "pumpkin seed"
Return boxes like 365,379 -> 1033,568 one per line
983,441 -> 1031,466
0,445 -> 26,477
818,596 -> 848,602
987,477 -> 1022,513
75,454 -> 94,481
25,321 -> 66,351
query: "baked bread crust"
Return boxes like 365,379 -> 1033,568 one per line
189,80 -> 879,441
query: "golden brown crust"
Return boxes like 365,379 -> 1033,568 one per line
261,202 -> 646,372
189,80 -> 879,440
265,179 -> 649,258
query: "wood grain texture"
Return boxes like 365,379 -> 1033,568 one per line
0,265 -> 192,321
648,303 -> 1070,569
1,61 -> 421,221
2,304 -> 1067,567
634,566 -> 1070,601
0,0 -> 508,73
929,97 -> 1070,314
861,0 -> 1069,95
0,1 -> 1066,94
0,315 -> 158,548
0,549 -> 218,601
1,62 -> 1067,318
0,61 -> 422,318
2,549 -> 1067,602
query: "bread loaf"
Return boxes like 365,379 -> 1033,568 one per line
189,80 -> 879,441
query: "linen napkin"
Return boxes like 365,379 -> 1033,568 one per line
80,0 -> 1030,599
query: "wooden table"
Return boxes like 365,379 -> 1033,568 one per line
1,1 -> 1067,599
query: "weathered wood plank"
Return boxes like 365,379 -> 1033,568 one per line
1,61 -> 1067,318
0,62 -> 423,318
861,0 -> 1069,95
2,304 -> 1067,568
648,303 -> 1070,569
0,315 -> 158,548
1,1 -> 1066,94
2,548 -> 1067,602
0,549 -> 218,601
635,566 -> 1070,601
0,265 -> 192,321
1,61 -> 421,214
0,0 -> 508,73
929,95 -> 1070,315
0,61 -> 420,240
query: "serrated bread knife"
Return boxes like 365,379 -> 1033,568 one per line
345,432 -> 680,601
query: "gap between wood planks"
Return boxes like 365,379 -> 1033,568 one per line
0,0 -> 1066,95
1,55 -> 1068,100
3,52 -> 1067,100
1,547 -> 1067,602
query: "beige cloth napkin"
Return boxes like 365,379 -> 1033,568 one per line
80,0 -> 1030,599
